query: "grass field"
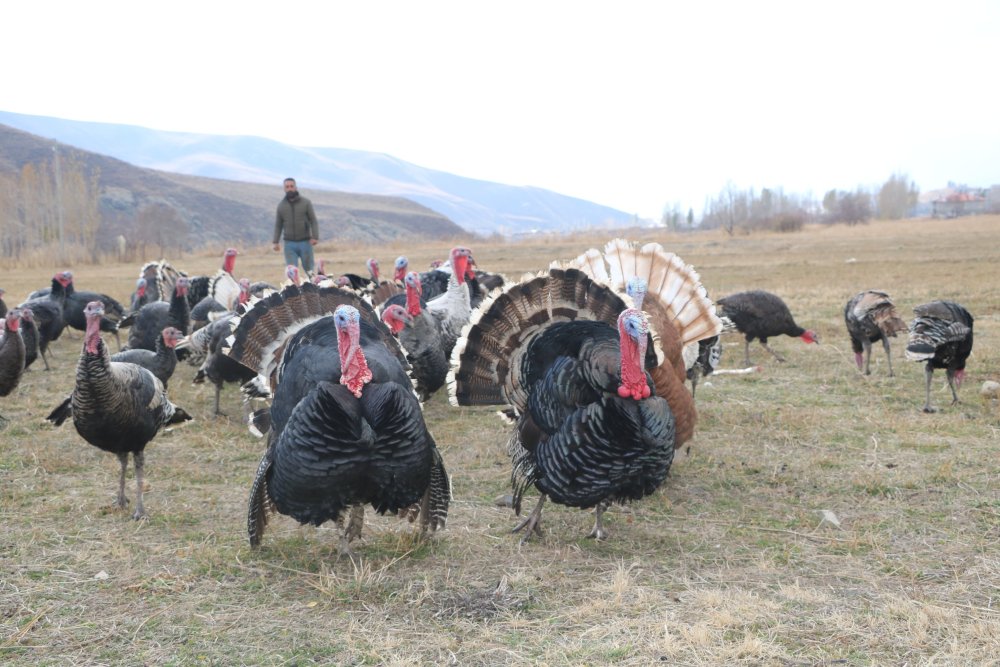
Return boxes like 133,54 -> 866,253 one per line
1,217 -> 998,665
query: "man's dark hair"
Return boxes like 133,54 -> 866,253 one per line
284,177 -> 296,184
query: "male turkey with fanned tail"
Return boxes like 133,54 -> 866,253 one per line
905,300 -> 974,413
224,283 -> 450,553
46,302 -> 192,520
450,263 -> 717,543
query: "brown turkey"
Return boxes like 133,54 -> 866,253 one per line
450,264 -> 715,543
46,302 -> 192,519
905,300 -> 974,413
224,282 -> 450,551
715,290 -> 819,365
0,309 -> 27,425
844,290 -> 907,377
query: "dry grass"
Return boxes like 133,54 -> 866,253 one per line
1,217 -> 999,665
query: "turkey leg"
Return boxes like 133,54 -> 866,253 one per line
512,494 -> 546,545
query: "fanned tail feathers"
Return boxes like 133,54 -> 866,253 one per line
448,268 -> 646,410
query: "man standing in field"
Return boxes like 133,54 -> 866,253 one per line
273,177 -> 319,274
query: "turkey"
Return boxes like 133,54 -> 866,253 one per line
29,272 -> 125,349
844,290 -> 908,377
19,307 -> 39,371
46,302 -> 192,519
905,300 -> 974,413
187,313 -> 258,417
0,309 -> 27,425
715,290 -> 819,365
426,246 -> 476,359
190,276 -> 250,331
198,248 -> 242,311
121,277 -> 190,351
450,267 -> 680,542
0,288 -> 7,318
380,273 -> 447,400
554,239 -> 721,448
110,327 -> 183,388
224,283 -> 450,551
18,271 -> 73,371
337,258 -> 380,292
129,278 -> 149,313
419,254 -> 490,309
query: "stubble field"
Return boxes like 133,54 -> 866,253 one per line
1,216 -> 998,665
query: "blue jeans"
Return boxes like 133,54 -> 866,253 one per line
283,240 -> 315,273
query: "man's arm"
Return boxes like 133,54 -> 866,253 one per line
273,203 -> 284,250
307,201 -> 319,245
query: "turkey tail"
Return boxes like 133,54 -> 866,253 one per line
874,309 -> 907,338
248,407 -> 271,438
449,267 -> 655,410
118,311 -> 136,329
422,447 -> 451,531
207,270 -> 241,310
853,290 -> 907,338
906,301 -> 973,362
371,281 -> 404,309
224,282 -> 405,384
601,239 -> 722,347
176,325 -> 213,366
247,448 -> 275,547
46,395 -> 72,426
553,247 -> 609,282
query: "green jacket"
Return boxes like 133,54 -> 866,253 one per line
273,195 -> 318,243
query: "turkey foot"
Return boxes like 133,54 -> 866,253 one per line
587,502 -> 611,540
512,495 -> 546,545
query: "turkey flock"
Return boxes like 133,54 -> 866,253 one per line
0,239 -> 978,553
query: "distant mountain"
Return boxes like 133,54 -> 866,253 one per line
0,123 -> 465,253
0,110 -> 638,235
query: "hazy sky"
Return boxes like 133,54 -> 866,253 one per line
3,1 -> 998,219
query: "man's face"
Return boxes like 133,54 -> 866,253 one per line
284,180 -> 298,195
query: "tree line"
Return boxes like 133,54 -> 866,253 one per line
665,173 -> 920,234
0,152 -> 191,266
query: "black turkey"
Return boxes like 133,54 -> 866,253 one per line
18,307 -> 39,371
0,288 -> 7,318
0,309 -> 27,425
715,290 -> 819,366
18,271 -> 73,371
450,268 -> 677,542
554,239 -> 721,448
844,290 -> 907,377
29,273 -> 124,350
46,302 -> 192,519
110,327 -> 182,388
905,300 -> 974,413
121,277 -> 190,351
380,272 -> 447,401
187,313 -> 257,417
224,283 -> 450,551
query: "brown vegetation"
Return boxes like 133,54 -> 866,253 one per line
0,217 -> 998,664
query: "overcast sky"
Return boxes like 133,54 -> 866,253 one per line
3,1 -> 998,219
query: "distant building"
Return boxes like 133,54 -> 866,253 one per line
927,186 -> 991,218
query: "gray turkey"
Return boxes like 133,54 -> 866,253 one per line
0,308 -> 27,425
190,277 -> 250,331
46,302 -> 192,519
121,277 -> 190,351
553,239 -> 721,448
426,246 -> 476,359
18,271 -> 73,371
190,247 -> 242,312
844,290 -> 907,377
905,300 -> 974,413
450,267 -> 681,542
224,282 -> 450,551
715,290 -> 819,366
110,327 -> 182,388
379,272 -> 447,400
129,278 -> 149,313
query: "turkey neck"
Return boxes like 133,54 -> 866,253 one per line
618,316 -> 650,400
337,325 -> 372,398
405,282 -> 422,317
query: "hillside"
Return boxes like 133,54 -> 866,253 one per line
0,123 -> 468,254
0,110 -> 640,234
